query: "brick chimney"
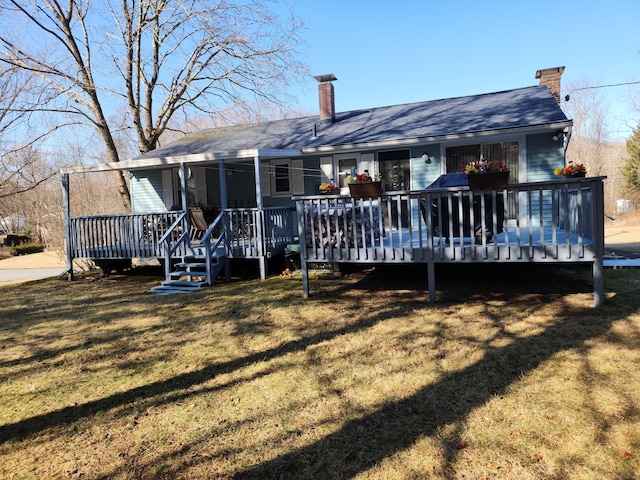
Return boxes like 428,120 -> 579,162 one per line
314,74 -> 337,122
535,66 -> 565,104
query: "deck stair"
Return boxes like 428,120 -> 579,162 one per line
149,248 -> 227,294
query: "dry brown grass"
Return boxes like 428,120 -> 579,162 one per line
0,263 -> 639,479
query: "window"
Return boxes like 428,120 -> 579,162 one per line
265,159 -> 305,197
447,141 -> 521,220
378,149 -> 410,190
273,161 -> 291,194
334,154 -> 359,187
446,141 -> 519,182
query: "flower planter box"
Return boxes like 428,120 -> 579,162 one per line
348,181 -> 382,198
564,172 -> 586,178
466,171 -> 509,191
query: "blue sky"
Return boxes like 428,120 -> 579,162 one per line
292,0 -> 640,140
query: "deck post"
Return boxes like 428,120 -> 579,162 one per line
427,262 -> 435,303
592,178 -> 606,307
61,173 -> 74,280
593,258 -> 604,307
295,200 -> 309,298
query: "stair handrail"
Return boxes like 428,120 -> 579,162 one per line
201,210 -> 228,285
159,211 -> 189,279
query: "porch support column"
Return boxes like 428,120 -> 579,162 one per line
218,159 -> 231,282
179,163 -> 190,243
218,160 -> 228,210
61,173 -> 74,281
254,154 -> 267,280
179,163 -> 189,210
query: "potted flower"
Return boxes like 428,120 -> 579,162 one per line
554,163 -> 586,178
346,172 -> 383,198
463,160 -> 510,191
319,183 -> 340,194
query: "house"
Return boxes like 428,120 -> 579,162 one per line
60,66 -> 606,305
128,67 -> 571,213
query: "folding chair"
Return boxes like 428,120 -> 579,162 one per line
189,207 -> 209,241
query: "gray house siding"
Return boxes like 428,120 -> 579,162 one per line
523,133 -> 566,225
525,133 -> 565,182
131,170 -> 166,213
410,145 -> 443,190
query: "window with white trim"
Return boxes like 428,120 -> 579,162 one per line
270,159 -> 292,196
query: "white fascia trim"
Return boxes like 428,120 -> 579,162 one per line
60,148 -> 302,174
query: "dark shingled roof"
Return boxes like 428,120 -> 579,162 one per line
136,85 -> 569,160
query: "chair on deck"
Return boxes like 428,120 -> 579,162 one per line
189,207 -> 210,241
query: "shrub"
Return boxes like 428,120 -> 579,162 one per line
9,242 -> 45,256
5,233 -> 32,247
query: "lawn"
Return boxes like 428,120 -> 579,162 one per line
1,263 -> 639,479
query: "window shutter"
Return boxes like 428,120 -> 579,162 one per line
320,156 -> 333,183
292,159 -> 305,195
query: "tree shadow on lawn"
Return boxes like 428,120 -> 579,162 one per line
92,265 -> 634,480
0,264 -> 635,478
231,311 -> 621,479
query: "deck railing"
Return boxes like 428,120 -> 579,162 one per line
226,206 -> 295,258
297,177 -> 604,264
68,207 -> 296,261
68,211 -> 187,259
296,177 -> 605,305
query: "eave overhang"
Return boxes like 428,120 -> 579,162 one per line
60,148 -> 303,174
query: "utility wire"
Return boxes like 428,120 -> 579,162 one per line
563,80 -> 640,102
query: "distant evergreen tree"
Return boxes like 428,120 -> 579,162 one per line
621,123 -> 640,196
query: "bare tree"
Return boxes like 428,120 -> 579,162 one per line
563,79 -> 610,176
0,0 -> 306,209
0,146 -> 56,200
562,79 -> 633,211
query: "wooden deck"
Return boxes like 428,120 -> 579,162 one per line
295,177 -> 605,306
64,177 -> 606,305
66,206 -> 295,272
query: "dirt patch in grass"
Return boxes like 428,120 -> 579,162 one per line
1,265 -> 639,479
